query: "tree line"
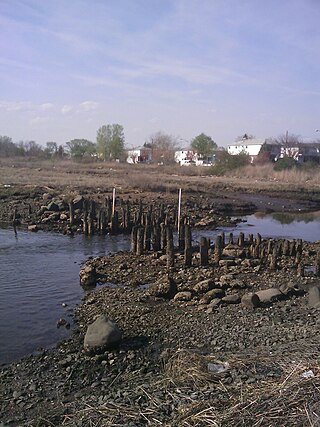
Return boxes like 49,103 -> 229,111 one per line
0,124 -> 219,163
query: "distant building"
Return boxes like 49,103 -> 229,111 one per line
227,136 -> 266,163
174,149 -> 215,166
126,147 -> 152,164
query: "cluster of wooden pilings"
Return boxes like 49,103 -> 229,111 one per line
131,224 -> 320,276
68,195 -> 188,236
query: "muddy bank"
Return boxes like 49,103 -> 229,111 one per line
1,232 -> 320,426
0,183 -> 319,236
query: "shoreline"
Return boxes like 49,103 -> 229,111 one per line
1,230 -> 320,425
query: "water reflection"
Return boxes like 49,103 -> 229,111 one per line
257,210 -> 320,225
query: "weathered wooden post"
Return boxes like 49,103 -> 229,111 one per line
144,216 -> 152,251
221,232 -> 225,248
200,237 -> 209,266
161,223 -> 167,254
131,225 -> 138,254
87,213 -> 94,236
228,232 -> 234,245
282,240 -> 290,256
69,201 -> 74,226
296,239 -> 303,256
289,240 -> 296,257
112,188 -> 116,216
178,221 -> 185,250
315,251 -> 320,277
152,224 -> 161,252
184,224 -> 192,267
99,209 -> 106,234
238,232 -> 245,247
214,235 -> 223,264
269,246 -> 277,271
256,233 -> 262,246
136,226 -> 144,256
297,262 -> 304,277
111,211 -> 119,234
83,211 -> 88,235
177,188 -> 182,231
166,225 -> 174,269
248,234 -> 254,244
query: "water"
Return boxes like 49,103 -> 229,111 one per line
0,210 -> 319,365
193,211 -> 320,244
0,228 -> 130,365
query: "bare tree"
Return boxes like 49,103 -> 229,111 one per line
144,131 -> 178,164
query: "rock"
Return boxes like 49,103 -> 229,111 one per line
60,213 -> 68,221
205,288 -> 225,299
84,315 -> 122,354
208,298 -> 222,307
223,244 -> 246,258
28,225 -> 38,232
308,286 -> 320,309
174,291 -> 192,302
79,265 -> 97,287
279,283 -> 304,297
222,294 -> 241,304
193,279 -> 215,294
241,292 -> 260,309
149,276 -> 177,299
47,201 -> 60,212
219,259 -> 236,267
256,288 -> 284,304
219,274 -> 235,285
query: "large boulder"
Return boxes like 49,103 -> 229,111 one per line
79,265 -> 97,287
84,315 -> 122,354
193,279 -> 215,294
255,288 -> 284,304
308,286 -> 320,309
174,291 -> 193,302
149,276 -> 177,299
241,292 -> 260,309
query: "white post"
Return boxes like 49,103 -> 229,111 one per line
177,188 -> 182,234
112,188 -> 116,216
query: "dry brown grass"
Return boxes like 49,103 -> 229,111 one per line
228,163 -> 320,186
37,348 -> 320,427
0,158 -> 319,198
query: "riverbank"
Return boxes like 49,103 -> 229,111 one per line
1,234 -> 320,426
1,160 -> 320,426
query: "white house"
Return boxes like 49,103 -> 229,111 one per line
174,149 -> 197,165
127,147 -> 152,164
227,136 -> 266,162
174,149 -> 215,166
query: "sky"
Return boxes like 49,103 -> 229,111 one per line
1,0 -> 320,149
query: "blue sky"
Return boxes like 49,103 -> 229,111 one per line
1,0 -> 320,148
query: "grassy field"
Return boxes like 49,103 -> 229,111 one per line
0,158 -> 319,198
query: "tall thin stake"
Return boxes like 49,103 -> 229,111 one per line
177,188 -> 182,234
112,188 -> 116,216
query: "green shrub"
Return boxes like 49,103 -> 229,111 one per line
210,151 -> 250,175
273,157 -> 296,171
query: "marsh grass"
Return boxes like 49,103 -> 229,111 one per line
41,348 -> 320,426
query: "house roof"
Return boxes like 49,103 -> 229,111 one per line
229,138 -> 265,147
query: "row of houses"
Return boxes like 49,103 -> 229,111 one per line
127,138 -> 320,166
227,137 -> 320,164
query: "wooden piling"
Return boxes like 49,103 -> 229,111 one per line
131,226 -> 138,254
166,225 -> 175,269
214,235 -> 223,264
184,224 -> 192,267
136,226 -> 144,256
200,237 -> 209,266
